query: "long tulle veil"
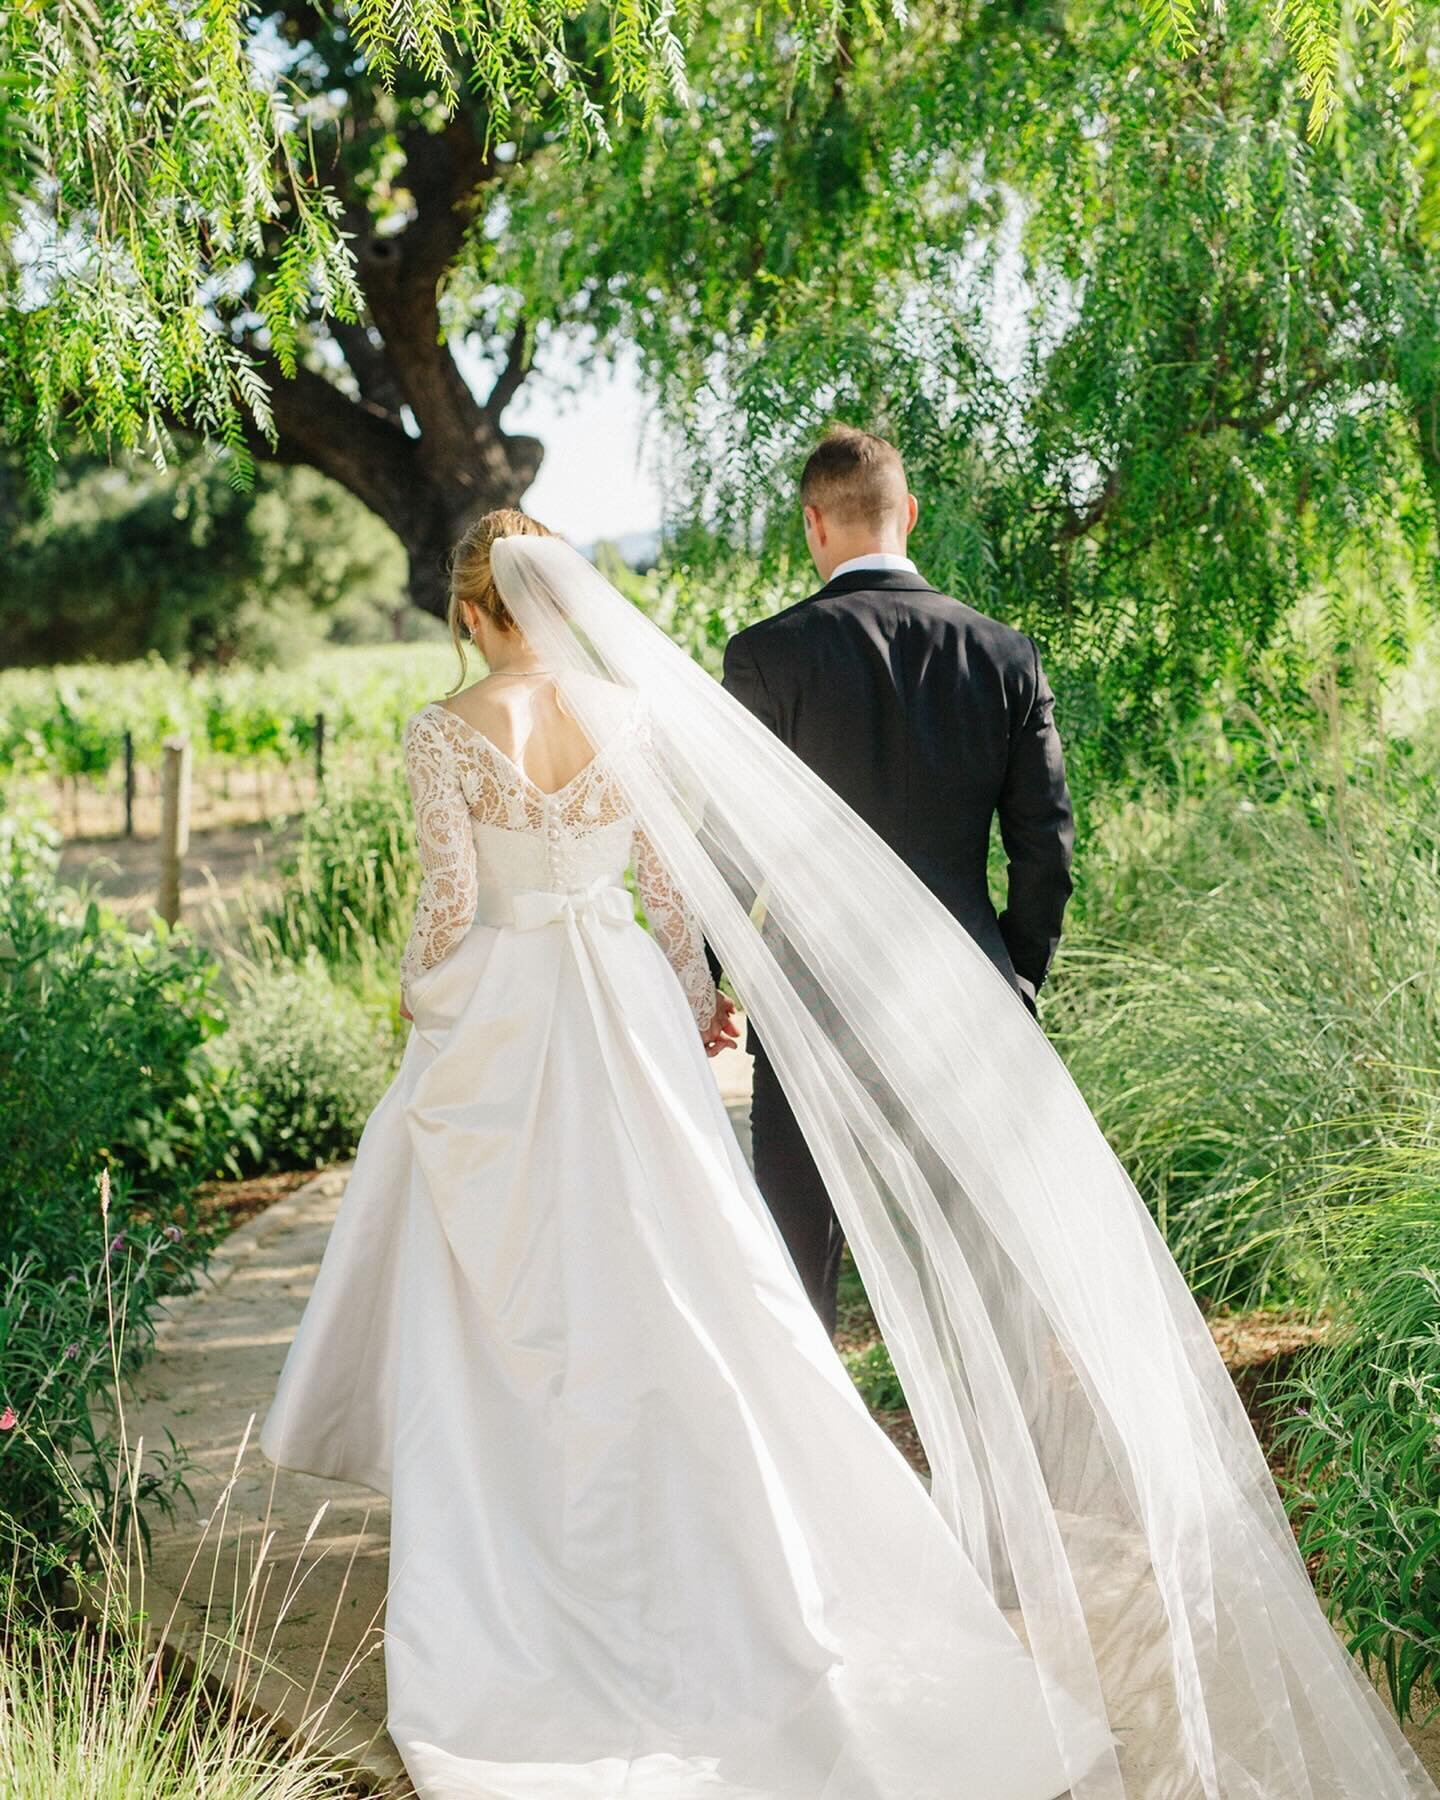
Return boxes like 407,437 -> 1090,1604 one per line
491,533 -> 1437,1800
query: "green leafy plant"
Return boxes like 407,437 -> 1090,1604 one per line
0,1175 -> 198,1594
210,953 -> 399,1174
0,824 -> 255,1279
245,771 -> 418,972
1,1183 -> 380,1796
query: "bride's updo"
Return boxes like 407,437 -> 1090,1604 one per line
447,508 -> 558,684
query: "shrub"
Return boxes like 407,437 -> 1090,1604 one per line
842,1339 -> 908,1412
0,817 -> 254,1278
0,815 -> 250,1600
211,953 -> 397,1173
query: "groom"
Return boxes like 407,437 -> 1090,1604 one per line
720,426 -> 1076,1338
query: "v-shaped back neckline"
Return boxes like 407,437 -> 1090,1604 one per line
426,700 -> 604,802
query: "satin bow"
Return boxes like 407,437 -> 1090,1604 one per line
510,880 -> 635,933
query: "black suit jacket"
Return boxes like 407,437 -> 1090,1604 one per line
721,568 -> 1074,1014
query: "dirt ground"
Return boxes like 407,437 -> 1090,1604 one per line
55,798 -> 303,956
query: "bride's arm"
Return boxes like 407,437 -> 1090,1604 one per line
398,707 -> 480,1017
632,826 -> 733,1048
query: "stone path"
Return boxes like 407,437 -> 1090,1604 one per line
116,1042 -> 1440,1795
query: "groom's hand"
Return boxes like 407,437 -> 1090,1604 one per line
701,991 -> 740,1058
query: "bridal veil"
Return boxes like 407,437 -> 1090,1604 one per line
490,533 -> 1437,1800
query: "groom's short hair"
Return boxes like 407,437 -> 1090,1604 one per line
800,427 -> 908,529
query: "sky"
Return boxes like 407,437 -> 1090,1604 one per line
480,343 -> 666,546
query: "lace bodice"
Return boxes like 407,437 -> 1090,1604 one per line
398,701 -> 716,1029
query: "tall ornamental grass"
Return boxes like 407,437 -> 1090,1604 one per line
241,770 -> 417,976
1274,1135 -> 1440,1722
1048,703 -> 1440,1306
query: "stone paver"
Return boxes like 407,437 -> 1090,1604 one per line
116,1038 -> 1439,1793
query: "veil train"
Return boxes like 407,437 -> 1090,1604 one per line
490,533 -> 1438,1800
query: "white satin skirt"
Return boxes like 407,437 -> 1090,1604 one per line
259,897 -> 1116,1798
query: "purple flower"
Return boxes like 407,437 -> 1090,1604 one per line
162,1224 -> 183,1243
108,1232 -> 125,1257
63,1342 -> 80,1359
0,1406 -> 17,1432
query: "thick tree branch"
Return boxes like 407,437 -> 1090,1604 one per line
328,318 -> 406,425
1186,360 -> 1343,441
242,357 -> 418,536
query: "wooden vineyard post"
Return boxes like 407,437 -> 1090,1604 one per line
123,730 -> 136,838
158,735 -> 191,925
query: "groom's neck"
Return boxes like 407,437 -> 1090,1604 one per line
812,532 -> 909,584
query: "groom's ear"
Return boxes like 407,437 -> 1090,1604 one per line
803,503 -> 825,545
904,492 -> 919,536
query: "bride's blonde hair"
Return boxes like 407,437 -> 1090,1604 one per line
447,508 -> 559,689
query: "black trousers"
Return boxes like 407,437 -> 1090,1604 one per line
741,965 -> 1036,1344
749,1044 -> 846,1340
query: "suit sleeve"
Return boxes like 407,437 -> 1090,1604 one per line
996,637 -> 1075,999
722,633 -> 781,736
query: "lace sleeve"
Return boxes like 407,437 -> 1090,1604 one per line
399,706 -> 479,1011
633,825 -> 718,1032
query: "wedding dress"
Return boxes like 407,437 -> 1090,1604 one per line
259,693 -> 1115,1799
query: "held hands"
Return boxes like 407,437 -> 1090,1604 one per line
701,991 -> 740,1059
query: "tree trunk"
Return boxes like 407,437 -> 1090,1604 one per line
242,109 -> 544,619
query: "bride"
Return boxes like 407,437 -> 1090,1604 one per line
260,512 -> 1437,1800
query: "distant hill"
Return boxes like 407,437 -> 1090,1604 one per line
578,530 -> 661,572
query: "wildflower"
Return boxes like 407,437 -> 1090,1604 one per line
0,1406 -> 17,1431
109,1232 -> 125,1256
63,1342 -> 80,1359
99,1166 -> 110,1219
163,1224 -> 183,1243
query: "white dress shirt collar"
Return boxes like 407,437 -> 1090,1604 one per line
827,551 -> 919,582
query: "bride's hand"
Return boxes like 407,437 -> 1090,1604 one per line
399,995 -> 414,1022
701,992 -> 740,1058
